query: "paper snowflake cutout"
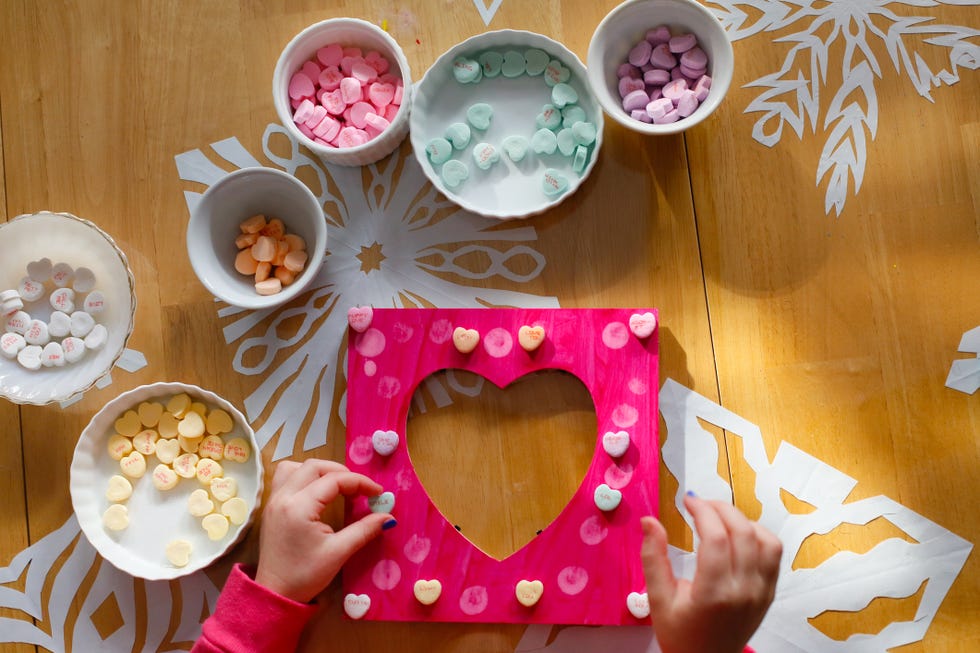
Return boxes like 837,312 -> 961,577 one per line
710,0 -> 979,215
175,126 -> 558,460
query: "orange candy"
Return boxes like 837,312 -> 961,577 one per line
233,215 -> 309,296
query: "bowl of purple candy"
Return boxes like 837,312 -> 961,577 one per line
587,0 -> 734,135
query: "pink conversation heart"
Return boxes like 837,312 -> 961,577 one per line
629,312 -> 657,338
347,306 -> 374,332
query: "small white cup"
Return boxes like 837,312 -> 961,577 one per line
588,0 -> 734,135
273,18 -> 413,166
186,167 -> 326,310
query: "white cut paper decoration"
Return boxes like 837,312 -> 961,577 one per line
515,379 -> 974,653
711,0 -> 980,215
472,0 -> 505,26
0,516 -> 219,651
175,125 -> 558,460
946,325 -> 980,394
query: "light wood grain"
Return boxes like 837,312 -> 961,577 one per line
0,1 -> 977,652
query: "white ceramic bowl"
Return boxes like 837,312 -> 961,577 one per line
187,167 -> 327,310
588,0 -> 734,135
71,382 -> 264,580
0,212 -> 136,405
273,18 -> 413,167
411,30 -> 604,220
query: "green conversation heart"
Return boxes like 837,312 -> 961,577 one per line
426,137 -> 453,164
543,59 -> 570,87
501,50 -> 526,78
551,82 -> 578,108
561,106 -> 586,129
466,102 -> 494,130
536,104 -> 561,131
441,160 -> 469,188
501,135 -> 529,162
472,142 -> 500,170
572,121 -> 597,146
445,122 -> 472,150
452,56 -> 482,84
573,145 -> 589,173
556,128 -> 577,156
524,48 -> 549,76
531,128 -> 558,155
541,168 -> 569,197
478,51 -> 503,78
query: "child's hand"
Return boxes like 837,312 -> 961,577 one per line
255,459 -> 392,603
641,494 -> 782,653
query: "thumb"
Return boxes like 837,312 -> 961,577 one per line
640,516 -> 677,613
328,512 -> 391,562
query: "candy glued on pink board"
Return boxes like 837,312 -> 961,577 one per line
344,307 -> 660,625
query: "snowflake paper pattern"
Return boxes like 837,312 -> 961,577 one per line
175,125 -> 558,460
709,0 -> 979,215
515,379 -> 974,653
0,517 -> 219,651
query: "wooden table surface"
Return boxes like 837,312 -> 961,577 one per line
1,1 -> 977,651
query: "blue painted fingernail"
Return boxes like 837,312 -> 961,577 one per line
685,490 -> 697,498
382,519 -> 398,531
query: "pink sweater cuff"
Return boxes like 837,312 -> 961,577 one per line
192,563 -> 318,653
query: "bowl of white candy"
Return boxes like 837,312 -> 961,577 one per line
0,211 -> 136,405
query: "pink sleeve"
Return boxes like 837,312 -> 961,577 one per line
191,563 -> 319,653
744,647 -> 756,652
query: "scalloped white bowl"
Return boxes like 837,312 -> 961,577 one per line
410,30 -> 604,220
71,382 -> 263,580
0,211 -> 136,405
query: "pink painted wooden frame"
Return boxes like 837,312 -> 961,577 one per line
344,308 -> 659,624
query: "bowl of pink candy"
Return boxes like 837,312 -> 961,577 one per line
587,0 -> 734,135
273,18 -> 412,166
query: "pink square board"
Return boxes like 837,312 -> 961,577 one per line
344,307 -> 659,625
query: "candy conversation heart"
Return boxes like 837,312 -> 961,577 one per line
629,312 -> 657,339
602,431 -> 630,458
372,429 -> 399,456
138,401 -> 164,427
105,475 -> 133,502
222,497 -> 249,525
452,327 -> 480,354
516,580 -> 544,607
368,491 -> 395,513
413,579 -> 442,605
466,103 -> 493,131
166,540 -> 193,567
347,305 -> 374,332
502,135 -> 529,162
440,160 -> 469,189
626,591 -> 650,619
593,483 -> 622,511
202,513 -> 230,541
518,325 -> 545,352
211,476 -> 238,502
344,593 -> 371,619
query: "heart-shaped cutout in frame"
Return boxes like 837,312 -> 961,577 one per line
345,308 -> 659,625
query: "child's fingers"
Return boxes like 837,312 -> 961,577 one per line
640,516 -> 677,613
753,521 -> 783,592
269,460 -> 301,492
684,495 -> 733,584
279,458 -> 351,495
299,470 -> 384,514
324,511 -> 390,563
709,501 -> 759,580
